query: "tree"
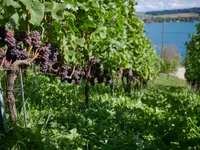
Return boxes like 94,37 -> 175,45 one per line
160,46 -> 181,73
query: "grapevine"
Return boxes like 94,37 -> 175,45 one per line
0,0 -> 159,122
185,23 -> 200,89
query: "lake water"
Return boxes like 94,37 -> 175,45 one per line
144,22 -> 199,58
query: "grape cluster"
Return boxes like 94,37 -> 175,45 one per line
116,67 -> 123,76
123,69 -> 133,77
105,77 -> 113,86
19,50 -> 29,60
81,58 -> 115,86
0,26 -> 16,47
15,31 -> 31,46
73,66 -> 83,85
39,43 -> 51,73
97,74 -> 104,84
59,64 -> 68,79
6,45 -> 29,62
60,65 -> 84,85
31,31 -> 40,50
0,27 -> 29,63
87,58 -> 103,85
49,45 -> 59,62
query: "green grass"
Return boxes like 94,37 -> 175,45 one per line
150,75 -> 187,87
1,73 -> 200,150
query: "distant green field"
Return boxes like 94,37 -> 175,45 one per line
150,75 -> 187,87
155,13 -> 199,18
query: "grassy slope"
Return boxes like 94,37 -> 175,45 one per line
150,75 -> 187,87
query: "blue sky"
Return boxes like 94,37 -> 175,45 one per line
135,0 -> 200,12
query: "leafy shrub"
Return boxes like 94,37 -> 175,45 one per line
160,46 -> 181,73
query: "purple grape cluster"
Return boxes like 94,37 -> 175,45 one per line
0,27 -> 29,63
15,31 -> 31,46
73,66 -> 83,85
97,74 -> 104,84
39,43 -> 51,73
19,50 -> 29,60
6,45 -> 29,62
31,31 -> 40,50
116,68 -> 123,76
59,64 -> 68,79
60,65 -> 85,85
0,26 -> 16,47
123,69 -> 133,77
87,58 -> 103,85
106,77 -> 113,86
49,45 -> 59,62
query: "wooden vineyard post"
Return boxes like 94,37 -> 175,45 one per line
0,82 -> 7,132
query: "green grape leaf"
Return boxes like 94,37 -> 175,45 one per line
64,0 -> 77,6
77,2 -> 89,11
67,17 -> 78,32
44,2 -> 53,12
19,0 -> 32,7
64,11 -> 76,19
6,0 -> 21,8
9,12 -> 19,26
28,1 -> 45,25
51,2 -> 66,20
84,16 -> 96,28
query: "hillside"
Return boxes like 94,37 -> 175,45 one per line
145,7 -> 200,16
137,8 -> 200,23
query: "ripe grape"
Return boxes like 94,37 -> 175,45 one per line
39,44 -> 51,73
31,31 -> 40,50
19,50 -> 29,60
124,69 -> 133,77
90,77 -> 95,85
15,31 -> 32,46
116,68 -> 123,76
75,78 -> 82,85
85,69 -> 91,79
90,57 -> 99,65
72,71 -> 79,80
67,78 -> 73,84
97,75 -> 104,84
49,45 -> 59,61
0,27 -> 16,47
6,45 -> 27,62
106,77 -> 113,86
59,64 -> 68,79
91,63 -> 101,77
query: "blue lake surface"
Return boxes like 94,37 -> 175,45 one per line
144,22 -> 199,58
